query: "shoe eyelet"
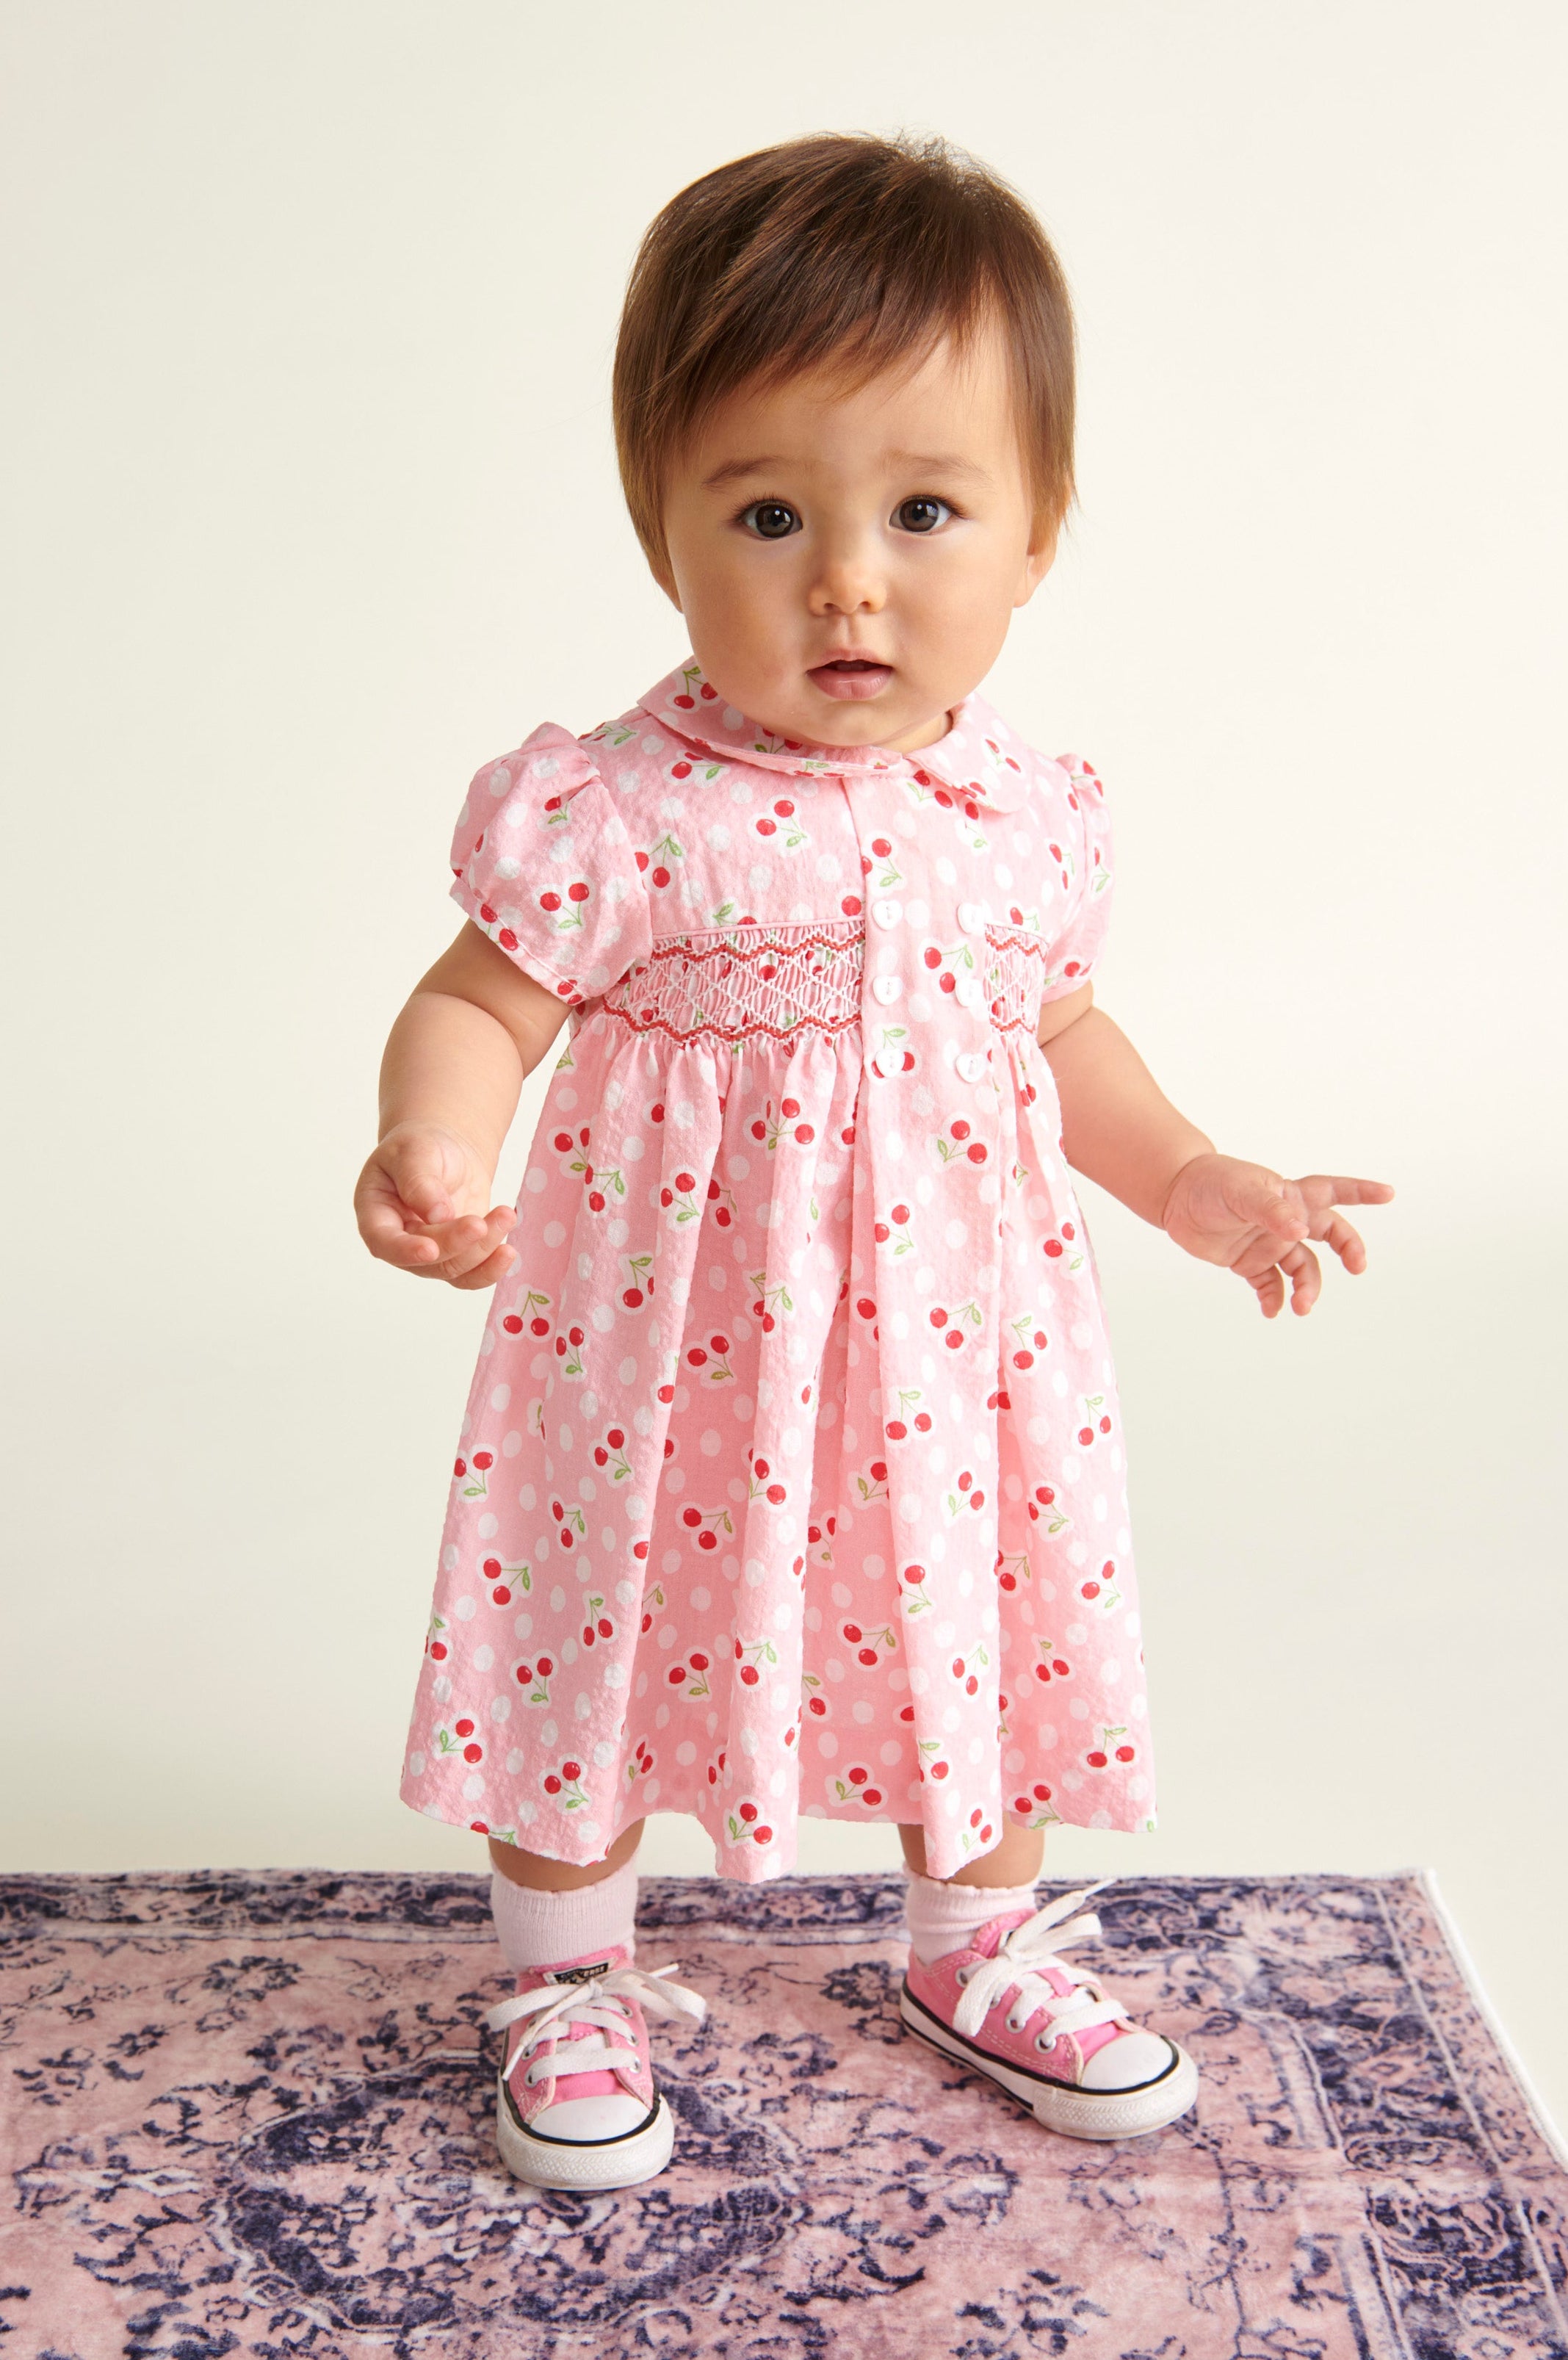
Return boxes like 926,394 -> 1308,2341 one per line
955,1965 -> 974,1985
1034,2032 -> 1052,2052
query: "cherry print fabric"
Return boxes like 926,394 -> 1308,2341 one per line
401,659 -> 1153,1883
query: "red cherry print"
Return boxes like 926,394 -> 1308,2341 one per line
856,1297 -> 877,1321
891,1203 -> 909,1224
673,692 -> 695,708
914,1412 -> 932,1432
657,1385 -> 673,1402
903,1563 -> 925,1585
1116,1744 -> 1135,1763
668,1664 -> 685,1685
740,1664 -> 760,1685
1062,1222 -> 1076,1241
929,1306 -> 948,1328
472,1451 -> 494,1472
843,1623 -> 863,1643
641,1613 -> 653,1634
567,881 -> 589,903
841,895 -> 862,917
795,1123 -> 814,1144
858,1648 -> 877,1667
1099,1415 -> 1112,1434
1086,1750 -> 1108,1769
454,1717 -> 474,1738
871,836 -> 891,856
463,1742 -> 483,1764
969,1808 -> 983,1829
1081,1581 -> 1101,1601
944,1329 -> 964,1350
514,1662 -> 532,1684
739,1802 -> 757,1822
428,1639 -> 448,1661
530,1316 -> 549,1336
861,1789 -> 882,1808
754,1827 -> 773,1844
539,891 -> 561,912
922,946 -> 942,970
651,865 -> 671,887
672,760 -> 691,778
651,1103 -> 665,1123
930,1761 -> 949,1780
966,1142 -> 987,1164
698,1529 -> 718,1551
808,1695 -> 826,1716
886,1420 -> 907,1441
536,1656 -> 554,1675
561,1759 -> 582,1780
1044,1238 -> 1063,1258
950,1119 -> 970,1142
543,1774 -> 561,1793
690,1650 -> 709,1671
502,1314 -> 523,1335
848,1766 -> 867,1786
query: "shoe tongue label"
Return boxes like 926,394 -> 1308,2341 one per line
543,1957 -> 613,1985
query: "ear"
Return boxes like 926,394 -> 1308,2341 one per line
1013,512 -> 1060,610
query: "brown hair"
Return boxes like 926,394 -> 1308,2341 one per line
613,133 -> 1076,569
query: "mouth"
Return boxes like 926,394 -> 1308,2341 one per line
808,656 -> 895,703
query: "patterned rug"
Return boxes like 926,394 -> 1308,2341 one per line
2,1870 -> 1564,2359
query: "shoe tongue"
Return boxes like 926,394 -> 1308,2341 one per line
967,1910 -> 1035,1960
543,1954 -> 617,1985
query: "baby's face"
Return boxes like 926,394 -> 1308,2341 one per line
653,321 -> 1057,755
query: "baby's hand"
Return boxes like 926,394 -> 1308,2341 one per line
354,1122 -> 518,1290
1161,1155 -> 1394,1318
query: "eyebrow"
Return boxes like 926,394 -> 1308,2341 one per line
701,450 -> 993,490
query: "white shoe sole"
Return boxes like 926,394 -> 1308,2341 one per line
900,1983 -> 1199,2141
495,2078 -> 675,2190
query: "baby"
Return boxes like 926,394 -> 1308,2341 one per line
355,133 -> 1391,2191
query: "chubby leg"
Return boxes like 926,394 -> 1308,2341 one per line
488,1819 -> 645,1892
897,1819 -> 1044,1888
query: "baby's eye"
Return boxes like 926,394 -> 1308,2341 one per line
741,501 -> 801,541
893,495 -> 953,534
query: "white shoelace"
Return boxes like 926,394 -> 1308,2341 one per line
485,1963 -> 706,2093
950,1882 -> 1127,2050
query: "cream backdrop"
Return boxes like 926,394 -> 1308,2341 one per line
4,3 -> 1565,2127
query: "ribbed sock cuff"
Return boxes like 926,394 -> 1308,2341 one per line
901,1868 -> 1040,1966
489,1853 -> 640,1973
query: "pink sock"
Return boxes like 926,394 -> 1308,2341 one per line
902,1869 -> 1039,1966
489,1854 -> 640,1974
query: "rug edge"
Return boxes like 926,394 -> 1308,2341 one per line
1415,1866 -> 1568,2171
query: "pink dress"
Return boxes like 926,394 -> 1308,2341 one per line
400,659 -> 1156,1883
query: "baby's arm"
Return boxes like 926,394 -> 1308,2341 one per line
1036,986 -> 1393,1318
354,923 -> 568,1290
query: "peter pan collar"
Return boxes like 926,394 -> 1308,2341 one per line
638,657 -> 1032,812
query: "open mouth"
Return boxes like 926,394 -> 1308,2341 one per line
809,656 -> 894,701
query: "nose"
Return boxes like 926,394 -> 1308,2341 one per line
807,530 -> 886,618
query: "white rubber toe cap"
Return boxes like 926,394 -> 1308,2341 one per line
529,2090 -> 653,2140
1079,2030 -> 1175,2091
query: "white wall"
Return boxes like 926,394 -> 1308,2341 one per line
4,1 -> 1564,2130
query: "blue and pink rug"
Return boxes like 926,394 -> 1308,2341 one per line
2,1869 -> 1564,2357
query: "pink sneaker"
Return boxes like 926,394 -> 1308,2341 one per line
484,1943 -> 705,2190
900,1883 -> 1199,2141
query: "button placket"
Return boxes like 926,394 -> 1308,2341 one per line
845,768 -> 1004,1852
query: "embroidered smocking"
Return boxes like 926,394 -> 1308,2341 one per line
602,920 -> 864,1044
983,928 -> 1049,1036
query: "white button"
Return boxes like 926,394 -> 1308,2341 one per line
958,901 -> 986,934
872,973 -> 903,1005
872,1049 -> 900,1080
957,1050 -> 989,1083
956,975 -> 983,1009
872,899 -> 902,930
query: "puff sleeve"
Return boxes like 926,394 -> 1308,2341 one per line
449,725 -> 653,1008
1038,753 -> 1115,1003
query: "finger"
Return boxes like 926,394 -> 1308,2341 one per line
379,1138 -> 460,1225
1281,1241 -> 1321,1316
414,1210 -> 513,1281
1224,1169 -> 1310,1241
1249,1263 -> 1286,1318
1316,1213 -> 1369,1274
357,1198 -> 444,1267
451,1242 -> 519,1292
1293,1174 -> 1396,1212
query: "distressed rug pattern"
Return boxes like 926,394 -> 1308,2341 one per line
1,1869 -> 1564,2359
